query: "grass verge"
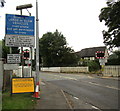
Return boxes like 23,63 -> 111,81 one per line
2,89 -> 36,110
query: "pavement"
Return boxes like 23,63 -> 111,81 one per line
34,81 -> 70,109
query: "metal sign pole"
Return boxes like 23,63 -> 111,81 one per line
20,9 -> 24,77
32,0 -> 40,98
36,0 -> 40,85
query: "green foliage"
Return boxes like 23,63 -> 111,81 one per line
99,1 -> 120,49
77,59 -> 101,72
2,39 -> 10,59
2,39 -> 20,60
78,59 -> 88,66
106,50 -> 120,65
0,40 -> 2,58
39,29 -> 78,67
87,60 -> 100,72
2,91 -> 36,110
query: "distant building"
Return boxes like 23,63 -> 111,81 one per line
76,46 -> 109,60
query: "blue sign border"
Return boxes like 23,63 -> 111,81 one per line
6,14 -> 35,36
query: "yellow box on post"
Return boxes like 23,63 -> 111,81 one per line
11,77 -> 35,94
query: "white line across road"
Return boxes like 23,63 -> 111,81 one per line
49,74 -> 78,81
41,73 -> 120,91
83,81 -> 120,91
52,74 -> 120,91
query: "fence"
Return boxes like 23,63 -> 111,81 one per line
103,65 -> 120,77
41,67 -> 89,73
13,66 -> 31,77
0,60 -> 3,111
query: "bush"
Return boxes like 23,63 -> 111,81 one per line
87,60 -> 100,72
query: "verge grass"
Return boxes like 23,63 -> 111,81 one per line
2,89 -> 36,110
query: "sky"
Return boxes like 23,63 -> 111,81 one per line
0,0 -> 108,52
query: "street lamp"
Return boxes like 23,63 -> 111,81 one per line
35,0 -> 40,90
16,4 -> 33,15
16,4 -> 32,10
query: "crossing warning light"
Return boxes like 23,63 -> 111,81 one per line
96,51 -> 105,59
23,50 -> 29,59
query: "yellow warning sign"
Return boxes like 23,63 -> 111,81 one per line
12,77 -> 35,94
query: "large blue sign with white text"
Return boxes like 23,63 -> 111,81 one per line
6,14 -> 35,36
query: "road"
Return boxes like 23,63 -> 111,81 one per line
39,72 -> 119,110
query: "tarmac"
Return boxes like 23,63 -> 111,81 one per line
34,74 -> 120,110
34,80 -> 99,110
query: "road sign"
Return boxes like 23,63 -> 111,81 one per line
23,50 -> 30,59
5,35 -> 35,47
4,64 -> 19,70
5,14 -> 35,47
11,77 -> 35,94
6,14 -> 35,36
7,54 -> 21,64
96,51 -> 105,59
99,59 -> 106,66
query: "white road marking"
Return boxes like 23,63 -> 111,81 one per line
44,73 -> 120,90
87,81 -> 120,90
50,74 -> 78,81
61,89 -> 73,109
105,85 -> 120,90
73,96 -> 79,100
88,76 -> 94,78
92,105 -> 100,110
41,82 -> 46,85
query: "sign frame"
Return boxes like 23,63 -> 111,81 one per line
11,77 -> 35,94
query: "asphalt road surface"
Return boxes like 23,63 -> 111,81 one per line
39,72 -> 119,110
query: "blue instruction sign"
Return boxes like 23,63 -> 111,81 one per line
5,14 -> 35,36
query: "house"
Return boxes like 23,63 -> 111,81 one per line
76,46 -> 109,60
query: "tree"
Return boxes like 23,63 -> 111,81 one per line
99,1 -> 120,49
2,39 -> 10,59
106,50 -> 120,65
2,39 -> 19,60
39,30 -> 78,67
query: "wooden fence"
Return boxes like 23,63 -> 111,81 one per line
103,65 -> 120,77
41,67 -> 89,73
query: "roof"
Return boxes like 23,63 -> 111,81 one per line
76,46 -> 107,58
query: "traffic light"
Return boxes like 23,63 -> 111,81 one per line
23,50 -> 29,59
96,51 -> 105,59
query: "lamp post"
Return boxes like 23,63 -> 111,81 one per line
35,0 -> 40,87
16,4 -> 33,77
32,0 -> 40,98
16,2 -> 40,98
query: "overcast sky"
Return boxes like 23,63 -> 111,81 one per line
0,0 -> 108,51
